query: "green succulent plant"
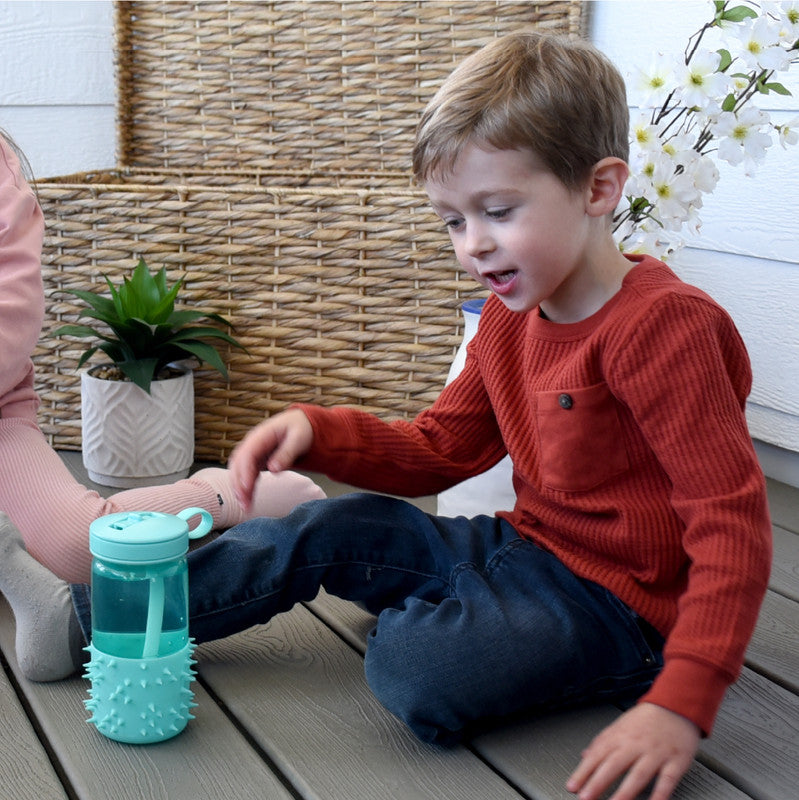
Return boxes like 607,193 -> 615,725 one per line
54,257 -> 244,394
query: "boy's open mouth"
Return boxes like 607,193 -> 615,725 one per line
485,269 -> 518,292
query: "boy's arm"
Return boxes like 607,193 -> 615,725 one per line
608,292 -> 771,733
575,291 -> 771,800
295,381 -> 507,497
229,352 -> 505,505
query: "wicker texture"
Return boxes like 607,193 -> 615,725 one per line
36,172 -> 484,460
35,1 -> 583,461
116,1 -> 584,171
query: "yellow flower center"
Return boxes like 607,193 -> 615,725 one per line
732,124 -> 748,141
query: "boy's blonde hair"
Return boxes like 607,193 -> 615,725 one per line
412,31 -> 629,190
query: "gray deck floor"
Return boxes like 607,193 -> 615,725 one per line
0,452 -> 796,800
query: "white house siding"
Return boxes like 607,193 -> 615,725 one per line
592,0 -> 799,486
2,0 -> 797,484
0,0 -> 115,177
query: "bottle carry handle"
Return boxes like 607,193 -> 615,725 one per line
140,507 -> 212,659
178,507 -> 214,540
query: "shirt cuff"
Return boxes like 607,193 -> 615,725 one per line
639,657 -> 732,736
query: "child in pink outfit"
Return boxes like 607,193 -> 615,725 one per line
0,132 -> 325,583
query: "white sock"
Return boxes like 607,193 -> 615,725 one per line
0,512 -> 84,681
192,468 -> 326,528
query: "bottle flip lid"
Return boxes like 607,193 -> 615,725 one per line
89,508 -> 213,563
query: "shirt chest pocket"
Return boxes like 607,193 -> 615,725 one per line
536,382 -> 629,492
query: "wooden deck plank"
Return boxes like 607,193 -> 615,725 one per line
770,525 -> 799,603
310,579 -> 799,800
0,599 -> 296,800
765,478 -> 798,534
745,590 -> 799,693
0,649 -> 70,800
196,603 -> 527,800
700,668 -> 799,800
40,452 -> 797,800
471,708 -> 753,800
307,591 -> 753,800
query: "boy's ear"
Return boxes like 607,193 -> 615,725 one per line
585,157 -> 628,217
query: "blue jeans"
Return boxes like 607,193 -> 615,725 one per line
73,493 -> 663,743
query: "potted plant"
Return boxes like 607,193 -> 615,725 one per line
55,257 -> 244,487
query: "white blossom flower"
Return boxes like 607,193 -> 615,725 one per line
683,151 -> 720,193
630,114 -> 662,152
646,160 -> 703,225
732,16 -> 793,70
776,115 -> 799,147
635,54 -> 677,107
678,49 -> 728,109
712,107 -> 773,172
613,0 -> 797,258
763,1 -> 799,43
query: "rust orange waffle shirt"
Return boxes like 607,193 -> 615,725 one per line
297,254 -> 772,736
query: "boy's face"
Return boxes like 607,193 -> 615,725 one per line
425,142 -> 600,322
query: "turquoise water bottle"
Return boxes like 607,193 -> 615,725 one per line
84,507 -> 212,744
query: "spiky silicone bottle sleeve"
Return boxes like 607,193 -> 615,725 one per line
84,640 -> 198,744
85,508 -> 212,744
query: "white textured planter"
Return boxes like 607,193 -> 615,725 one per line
80,365 -> 194,488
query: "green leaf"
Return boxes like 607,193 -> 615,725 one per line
166,309 -> 231,328
76,347 -> 99,368
716,48 -> 732,72
762,81 -> 792,96
175,341 -> 229,377
170,325 -> 242,345
721,5 -> 758,22
60,288 -> 117,319
119,357 -> 160,394
721,92 -> 737,111
53,256 -> 245,384
53,323 -> 102,339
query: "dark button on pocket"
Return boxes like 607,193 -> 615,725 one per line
558,393 -> 574,410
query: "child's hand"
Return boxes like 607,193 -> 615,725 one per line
229,408 -> 314,509
566,702 -> 700,800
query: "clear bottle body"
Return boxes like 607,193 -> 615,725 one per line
90,556 -> 189,658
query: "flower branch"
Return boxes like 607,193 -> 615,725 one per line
614,0 -> 799,258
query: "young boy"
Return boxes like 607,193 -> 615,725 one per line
1,32 -> 771,800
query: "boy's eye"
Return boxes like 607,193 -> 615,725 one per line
486,208 -> 511,220
443,218 -> 464,230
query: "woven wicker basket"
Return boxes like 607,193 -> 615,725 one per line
36,171 -> 484,460
34,1 -> 584,461
116,0 -> 586,172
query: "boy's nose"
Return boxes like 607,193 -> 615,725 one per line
464,224 -> 495,258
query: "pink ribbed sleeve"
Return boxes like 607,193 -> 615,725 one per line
0,137 -> 45,420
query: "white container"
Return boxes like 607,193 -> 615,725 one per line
437,300 -> 516,518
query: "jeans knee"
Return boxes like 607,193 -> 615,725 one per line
363,605 -> 466,744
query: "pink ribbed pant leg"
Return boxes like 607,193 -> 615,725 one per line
0,417 -> 223,583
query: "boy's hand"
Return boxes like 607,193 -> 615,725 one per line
566,703 -> 700,800
229,408 -> 314,509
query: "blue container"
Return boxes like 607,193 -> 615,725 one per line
84,507 -> 212,744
